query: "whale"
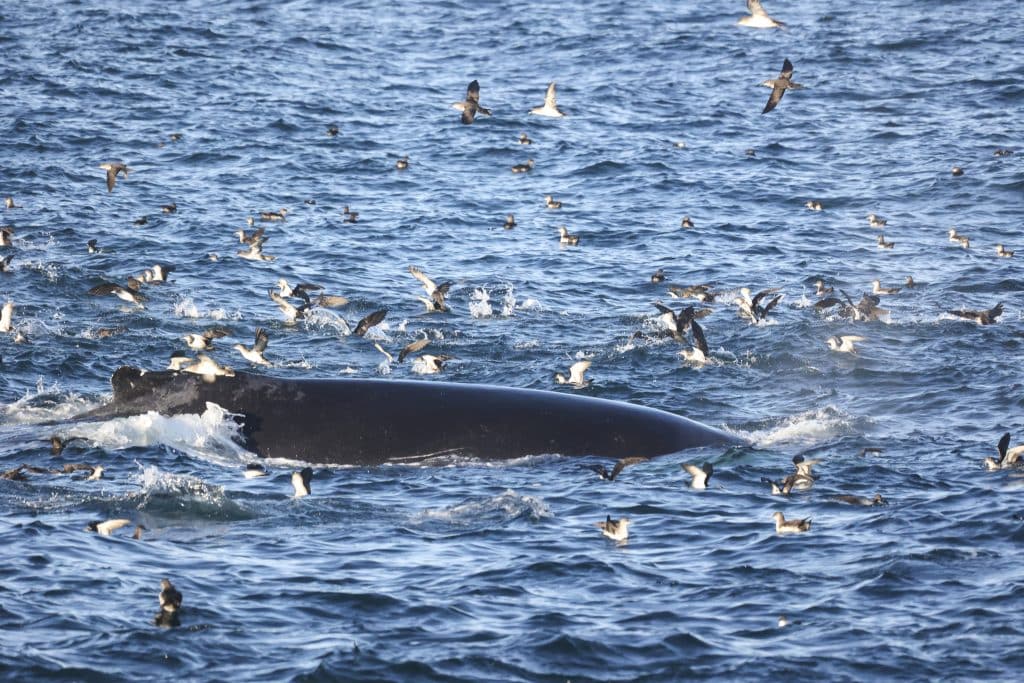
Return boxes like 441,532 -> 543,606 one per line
73,367 -> 744,465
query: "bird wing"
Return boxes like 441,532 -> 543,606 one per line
608,456 -> 649,481
568,360 -> 591,384
87,283 -> 119,296
398,336 -> 430,362
987,302 -> 1004,321
253,328 -> 269,353
465,79 -> 481,104
544,81 -> 558,108
780,58 -> 794,80
997,432 -> 1011,465
748,0 -> 768,18
408,265 -> 437,294
762,84 -> 785,114
354,308 -> 387,337
690,319 -> 709,356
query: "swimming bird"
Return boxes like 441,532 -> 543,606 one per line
452,79 -> 491,124
680,319 -> 710,365
233,328 -> 271,366
994,148 -> 1014,157
738,0 -> 784,28
244,463 -> 269,478
0,301 -> 12,333
161,203 -> 177,214
237,241 -> 276,261
859,447 -> 885,457
948,228 -> 970,248
260,208 -> 288,221
99,162 -> 130,192
872,279 -> 900,295
327,125 -> 339,137
815,280 -> 833,297
182,354 -> 235,381
353,308 -> 387,337
951,166 -> 964,176
292,467 -> 313,497
761,475 -> 795,497
682,462 -> 714,489
773,511 -> 811,534
996,244 -> 1014,258
0,226 -> 12,247
398,335 -> 430,363
49,435 -> 87,456
948,302 -> 1003,325
826,334 -> 865,354
681,216 -> 695,229
87,239 -> 101,254
343,206 -> 359,223
651,269 -> 666,284
4,197 -> 20,209
904,276 -> 915,288
512,159 -> 535,173
555,360 -> 591,388
396,156 -> 409,170
86,465 -> 105,481
155,578 -> 182,627
985,432 -> 1024,470
596,515 -> 630,541
235,226 -> 266,246
545,195 -> 563,209
140,264 -> 174,283
503,214 -> 516,230
558,226 -> 580,245
518,133 -> 532,145
877,235 -> 895,249
0,254 -> 11,273
529,81 -> 566,117
760,58 -> 803,114
168,351 -> 192,371
592,456 -> 649,482
413,354 -> 452,374
134,216 -> 148,226
87,280 -> 146,305
269,289 -> 310,323
408,265 -> 451,312
668,284 -> 715,303
805,200 -> 823,211
183,328 -> 229,351
832,493 -> 887,506
85,518 -> 132,536
792,455 -> 821,481
867,213 -> 887,228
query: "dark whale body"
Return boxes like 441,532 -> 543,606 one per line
75,367 -> 743,465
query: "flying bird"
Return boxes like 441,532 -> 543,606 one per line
529,82 -> 566,117
760,58 -> 803,114
452,79 -> 491,124
738,0 -> 784,28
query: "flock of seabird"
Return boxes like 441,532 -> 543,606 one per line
0,0 -> 1019,629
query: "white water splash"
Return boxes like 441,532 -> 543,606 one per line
733,406 -> 854,448
416,489 -> 551,525
469,287 -> 494,318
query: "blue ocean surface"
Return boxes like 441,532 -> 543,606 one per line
2,0 -> 1023,680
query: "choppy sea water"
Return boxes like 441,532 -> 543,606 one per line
2,0 -> 1023,680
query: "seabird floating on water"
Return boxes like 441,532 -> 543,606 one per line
260,208 -> 287,222
503,214 -> 516,229
651,269 -> 666,284
872,279 -> 900,296
155,578 -> 183,628
668,284 -> 715,302
815,280 -> 833,297
985,432 -> 1024,470
951,166 -> 964,176
161,203 -> 177,214
396,156 -> 409,170
805,200 -> 823,211
682,462 -> 714,489
512,159 -> 535,173
773,511 -> 811,534
85,518 -> 132,536
948,302 -> 1003,325
99,162 -> 130,192
738,0 -> 784,28
452,79 -> 491,124
529,82 -> 566,117
87,239 -> 101,254
867,213 -> 887,228
343,206 -> 359,223
558,226 -> 580,245
0,227 -> 12,247
327,125 -> 339,137
4,197 -> 20,209
596,515 -> 630,541
681,216 -> 694,229
760,58 -> 803,114
518,133 -> 532,145
87,280 -> 146,305
545,195 -> 563,209
0,301 -> 13,333
831,493 -> 887,506
0,254 -> 12,273
234,328 -> 271,366
413,354 -> 452,374
826,334 -> 865,354
948,228 -> 970,249
996,244 -> 1014,258
876,234 -> 895,249
292,467 -> 313,497
555,360 -> 591,388
244,463 -> 269,478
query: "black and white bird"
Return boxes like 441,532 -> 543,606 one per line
985,432 -> 1024,470
233,328 -> 271,366
292,467 -> 313,497
948,302 -> 1003,325
555,360 -> 591,388
408,265 -> 451,312
596,515 -> 630,541
681,462 -> 714,489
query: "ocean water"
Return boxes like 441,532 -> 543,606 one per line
2,0 -> 1023,680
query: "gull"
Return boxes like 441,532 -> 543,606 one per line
773,511 -> 811,534
503,214 -> 516,229
512,159 -> 535,173
396,156 -> 409,170
558,226 -> 580,245
555,360 -> 591,388
85,518 -> 132,536
529,81 -> 566,117
948,228 -> 970,248
182,354 -> 235,381
183,328 -> 229,351
398,334 -> 430,362
292,467 -> 313,497
985,432 -> 1024,470
826,334 -> 865,354
596,515 -> 630,541
270,288 -> 311,323
996,244 -> 1014,258
408,265 -> 451,312
155,578 -> 182,627
0,300 -> 12,333
452,79 -> 491,124
805,200 -> 823,211
353,309 -> 387,337
259,208 -> 287,221
948,302 -> 1003,325
99,162 -> 131,192
872,279 -> 900,295
682,462 -> 714,489
233,328 -> 271,366
518,133 -> 532,145
545,195 -> 563,209
679,319 -> 710,364
832,493 -> 888,506
877,234 -> 895,249
592,456 -> 649,482
413,354 -> 452,374
867,213 -> 887,228
760,58 -> 803,114
87,280 -> 146,305
738,0 -> 784,29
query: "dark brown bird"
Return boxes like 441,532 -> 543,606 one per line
452,79 -> 492,124
760,58 -> 804,114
